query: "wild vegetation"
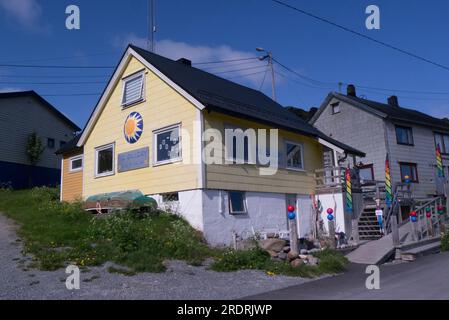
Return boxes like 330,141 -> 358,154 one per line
0,187 -> 347,276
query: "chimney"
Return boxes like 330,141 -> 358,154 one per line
347,84 -> 356,97
387,95 -> 399,107
177,58 -> 192,67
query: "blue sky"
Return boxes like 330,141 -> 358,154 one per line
1,0 -> 449,129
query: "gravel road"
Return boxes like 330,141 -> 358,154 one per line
0,213 -> 311,300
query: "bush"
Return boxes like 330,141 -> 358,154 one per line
442,232 -> 449,252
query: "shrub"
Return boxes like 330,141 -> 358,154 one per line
442,232 -> 449,252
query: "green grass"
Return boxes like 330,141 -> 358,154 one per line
442,231 -> 449,252
0,188 -> 347,277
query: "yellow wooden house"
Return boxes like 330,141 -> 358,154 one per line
57,45 -> 363,246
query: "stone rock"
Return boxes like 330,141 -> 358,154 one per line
300,249 -> 308,255
299,254 -> 308,260
290,259 -> 304,268
282,246 -> 291,253
267,250 -> 278,258
278,252 -> 288,260
287,251 -> 299,261
260,239 -> 287,253
307,255 -> 319,266
309,248 -> 321,254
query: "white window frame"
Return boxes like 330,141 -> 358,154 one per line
285,140 -> 305,171
331,102 -> 341,114
153,124 -> 182,166
121,70 -> 145,108
228,191 -> 248,215
69,155 -> 83,173
94,143 -> 115,178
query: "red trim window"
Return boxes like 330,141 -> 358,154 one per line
358,164 -> 374,181
399,162 -> 419,183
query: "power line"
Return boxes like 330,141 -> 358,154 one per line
271,0 -> 449,72
214,65 -> 267,75
227,70 -> 268,80
273,58 -> 337,87
193,57 -> 258,65
0,74 -> 110,79
0,81 -> 106,85
201,60 -> 264,71
0,63 -> 115,69
41,93 -> 102,97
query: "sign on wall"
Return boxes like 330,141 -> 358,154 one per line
124,112 -> 144,144
118,147 -> 149,173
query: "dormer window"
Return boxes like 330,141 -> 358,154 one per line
122,71 -> 145,107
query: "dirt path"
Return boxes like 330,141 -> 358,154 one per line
0,213 -> 311,300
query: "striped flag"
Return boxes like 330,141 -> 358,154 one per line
436,144 -> 445,178
385,154 -> 393,207
345,167 -> 353,214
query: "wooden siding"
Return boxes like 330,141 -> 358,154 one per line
61,151 -> 83,202
204,112 -> 323,194
82,57 -> 201,198
0,96 -> 77,169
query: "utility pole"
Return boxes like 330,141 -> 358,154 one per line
257,48 -> 277,102
148,0 -> 156,52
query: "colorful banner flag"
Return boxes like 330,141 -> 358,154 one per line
345,167 -> 353,214
385,154 -> 393,207
436,144 -> 445,178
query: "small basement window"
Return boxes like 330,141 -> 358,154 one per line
95,143 -> 114,177
162,192 -> 179,202
228,191 -> 247,215
122,71 -> 145,107
69,155 -> 83,172
154,124 -> 181,165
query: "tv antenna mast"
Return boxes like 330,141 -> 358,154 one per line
148,0 -> 156,52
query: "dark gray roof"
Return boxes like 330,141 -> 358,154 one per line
0,90 -> 81,131
320,92 -> 449,132
130,45 -> 365,157
55,134 -> 82,155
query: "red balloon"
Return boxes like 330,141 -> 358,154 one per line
438,205 -> 445,211
327,208 -> 334,215
426,212 -> 432,218
287,205 -> 295,212
410,211 -> 417,217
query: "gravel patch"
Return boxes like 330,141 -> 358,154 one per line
0,214 -> 312,300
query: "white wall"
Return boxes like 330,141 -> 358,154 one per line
316,192 -> 347,234
202,190 -> 289,246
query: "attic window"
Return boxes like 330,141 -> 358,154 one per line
122,71 -> 145,107
331,102 -> 341,114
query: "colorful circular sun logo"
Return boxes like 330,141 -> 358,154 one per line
124,112 -> 143,144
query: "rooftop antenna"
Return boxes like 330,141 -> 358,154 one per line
148,0 -> 156,52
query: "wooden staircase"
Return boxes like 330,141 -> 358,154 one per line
358,206 -> 383,240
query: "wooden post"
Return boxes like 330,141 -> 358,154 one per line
427,216 -> 434,238
351,218 -> 359,245
391,214 -> 401,259
328,220 -> 336,249
289,218 -> 299,254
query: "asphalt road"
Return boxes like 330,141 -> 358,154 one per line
246,252 -> 449,300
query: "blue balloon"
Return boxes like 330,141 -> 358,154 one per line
411,216 -> 418,223
327,214 -> 334,221
288,212 -> 296,220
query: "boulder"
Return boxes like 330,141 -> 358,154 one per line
299,254 -> 308,260
278,252 -> 288,260
267,250 -> 279,258
287,251 -> 299,261
260,239 -> 287,253
300,249 -> 308,255
290,259 -> 304,268
307,255 -> 319,266
282,246 -> 291,253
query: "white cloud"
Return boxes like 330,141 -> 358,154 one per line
0,0 -> 43,29
113,34 -> 271,87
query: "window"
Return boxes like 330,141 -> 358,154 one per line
69,155 -> 83,172
331,102 -> 341,114
162,192 -> 179,202
358,164 -> 374,181
60,141 -> 66,148
154,124 -> 181,165
434,132 -> 449,154
95,144 -> 114,177
122,71 -> 145,107
286,141 -> 304,170
224,125 -> 255,164
229,191 -> 247,215
399,162 -> 418,183
47,138 -> 55,149
395,126 -> 414,145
